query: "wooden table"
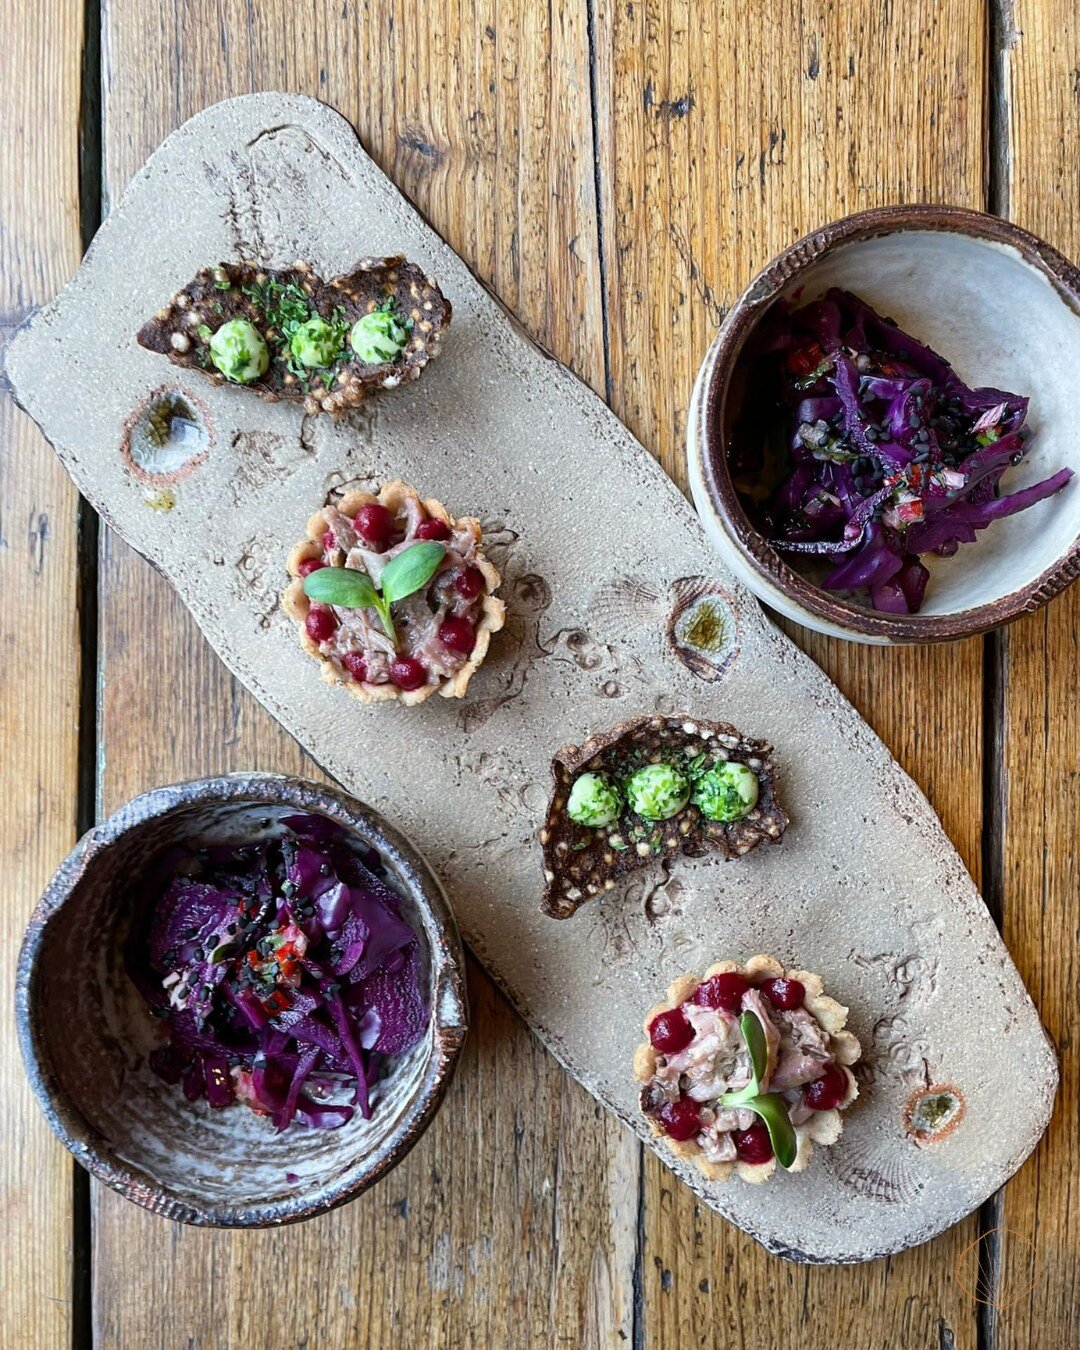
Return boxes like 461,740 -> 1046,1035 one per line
2,2 -> 1076,1346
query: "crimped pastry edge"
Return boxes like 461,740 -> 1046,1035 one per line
283,479 -> 505,706
632,954 -> 862,1183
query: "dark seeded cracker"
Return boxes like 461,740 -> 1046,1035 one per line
137,256 -> 450,416
539,714 -> 788,918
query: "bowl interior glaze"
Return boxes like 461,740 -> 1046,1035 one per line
701,210 -> 1080,639
17,778 -> 467,1226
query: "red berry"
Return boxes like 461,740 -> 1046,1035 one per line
305,607 -> 337,643
733,1120 -> 774,1165
297,558 -> 325,578
803,1065 -> 848,1111
390,656 -> 427,691
648,1008 -> 694,1055
341,651 -> 368,683
454,566 -> 485,601
438,616 -> 476,656
759,977 -> 805,1010
692,972 -> 749,1014
414,518 -> 451,542
658,1098 -> 701,1142
354,502 -> 394,547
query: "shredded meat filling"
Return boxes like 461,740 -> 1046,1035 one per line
317,505 -> 484,687
645,987 -> 839,1160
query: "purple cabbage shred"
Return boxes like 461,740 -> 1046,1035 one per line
132,814 -> 428,1132
738,287 -> 1073,613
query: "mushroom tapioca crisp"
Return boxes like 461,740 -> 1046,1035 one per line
539,715 -> 787,917
137,257 -> 450,416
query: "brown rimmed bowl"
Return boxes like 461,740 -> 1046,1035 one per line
15,774 -> 468,1227
688,205 -> 1080,643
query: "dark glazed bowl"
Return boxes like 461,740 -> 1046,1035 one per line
687,205 -> 1080,643
15,774 -> 468,1227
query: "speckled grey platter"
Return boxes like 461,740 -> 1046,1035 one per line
6,94 -> 1057,1262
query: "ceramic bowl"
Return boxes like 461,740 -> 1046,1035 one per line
15,774 -> 468,1226
688,205 -> 1080,643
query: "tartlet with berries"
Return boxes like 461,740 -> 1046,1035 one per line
283,480 -> 505,705
633,955 -> 861,1182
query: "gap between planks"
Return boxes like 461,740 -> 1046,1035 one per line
73,0 -> 103,1346
974,0 -> 1015,1340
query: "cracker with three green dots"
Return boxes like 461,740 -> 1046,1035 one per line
137,255 -> 450,416
539,714 -> 788,918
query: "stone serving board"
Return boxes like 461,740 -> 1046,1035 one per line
6,93 -> 1057,1262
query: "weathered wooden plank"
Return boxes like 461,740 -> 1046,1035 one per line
992,2 -> 1080,1341
95,3 -> 631,1347
591,0 -> 988,1343
0,2 -> 86,1345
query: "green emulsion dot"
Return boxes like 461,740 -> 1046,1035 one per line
208,319 -> 270,383
625,763 -> 690,821
350,309 -> 408,365
566,773 -> 621,828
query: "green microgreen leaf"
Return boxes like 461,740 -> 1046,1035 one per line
303,567 -> 379,610
742,1092 -> 798,1169
300,541 -> 446,651
721,1011 -> 767,1107
380,541 -> 447,604
715,1014 -> 797,1169
197,323 -> 212,342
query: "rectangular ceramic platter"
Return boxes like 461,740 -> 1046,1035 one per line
6,94 -> 1056,1262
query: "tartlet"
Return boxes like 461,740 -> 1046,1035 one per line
283,480 -> 505,706
137,257 -> 450,416
633,955 -> 861,1182
540,715 -> 788,918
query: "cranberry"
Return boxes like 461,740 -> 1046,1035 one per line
305,606 -> 337,643
438,616 -> 476,656
390,656 -> 427,691
692,972 -> 749,1014
733,1121 -> 774,1165
454,566 -> 485,601
648,1008 -> 694,1055
803,1065 -> 848,1112
414,518 -> 451,542
758,977 -> 805,1010
297,558 -> 325,578
341,651 -> 368,683
657,1098 -> 701,1142
354,502 -> 394,546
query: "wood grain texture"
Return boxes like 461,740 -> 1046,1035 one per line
4,0 -> 1061,1345
591,1 -> 987,1345
0,1 -> 85,1346
992,2 -> 1080,1342
96,3 -> 632,1347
